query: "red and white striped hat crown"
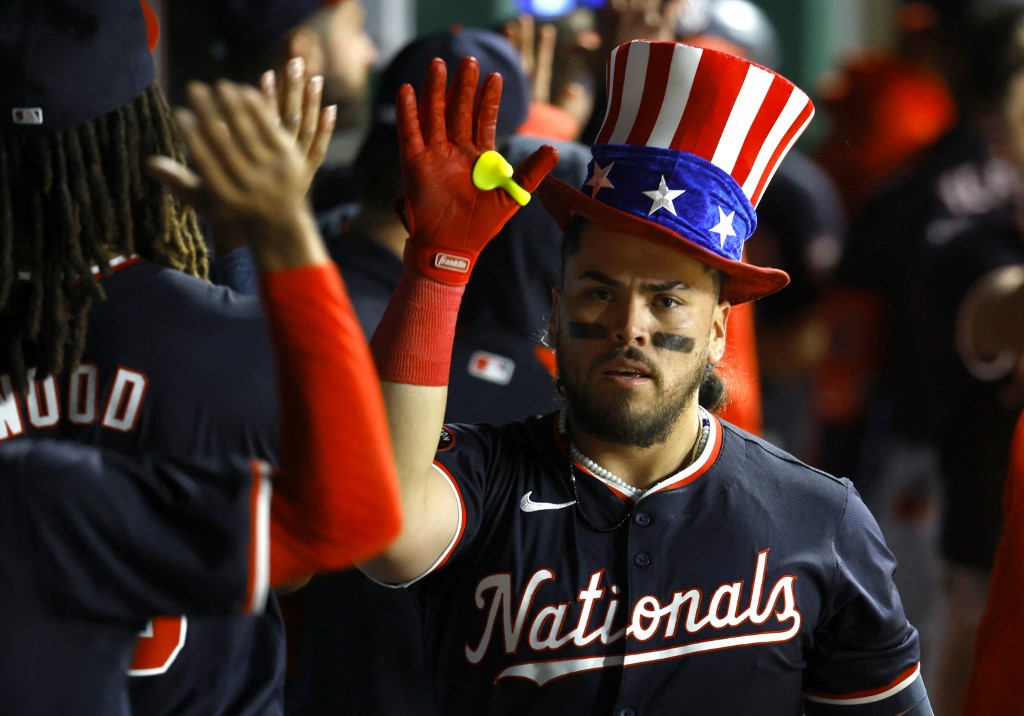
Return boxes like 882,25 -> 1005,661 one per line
539,41 -> 814,304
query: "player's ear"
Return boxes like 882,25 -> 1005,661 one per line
707,301 -> 730,366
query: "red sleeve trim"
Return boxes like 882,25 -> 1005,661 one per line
804,663 -> 921,704
244,459 -> 272,614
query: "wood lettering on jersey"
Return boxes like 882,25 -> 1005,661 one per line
0,365 -> 149,441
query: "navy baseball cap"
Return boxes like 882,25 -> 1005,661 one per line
0,0 -> 157,132
372,27 -> 530,137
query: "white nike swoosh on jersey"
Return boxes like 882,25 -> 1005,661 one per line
519,491 -> 576,513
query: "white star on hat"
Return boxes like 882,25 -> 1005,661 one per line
585,161 -> 615,198
710,206 -> 737,248
642,176 -> 685,216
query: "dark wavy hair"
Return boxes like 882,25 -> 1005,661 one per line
0,83 -> 207,392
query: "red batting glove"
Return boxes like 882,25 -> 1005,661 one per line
395,56 -> 559,286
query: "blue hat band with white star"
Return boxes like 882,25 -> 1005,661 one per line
581,144 -> 757,263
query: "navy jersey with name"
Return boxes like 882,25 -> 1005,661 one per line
408,410 -> 928,715
0,259 -> 284,715
0,439 -> 271,716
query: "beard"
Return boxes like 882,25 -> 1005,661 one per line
557,344 -> 706,449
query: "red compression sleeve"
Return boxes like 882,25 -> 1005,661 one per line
369,271 -> 465,386
260,264 -> 402,586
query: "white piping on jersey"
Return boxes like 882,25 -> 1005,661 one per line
247,460 -> 272,615
365,462 -> 466,590
559,406 -> 717,499
16,253 -> 139,281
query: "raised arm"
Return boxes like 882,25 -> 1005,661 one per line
149,78 -> 401,584
361,57 -> 558,583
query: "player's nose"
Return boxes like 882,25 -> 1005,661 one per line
611,295 -> 650,347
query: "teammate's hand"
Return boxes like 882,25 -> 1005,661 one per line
505,14 -> 557,104
603,0 -> 683,46
191,59 -> 333,257
259,56 -> 335,196
396,56 -> 559,286
147,80 -> 330,270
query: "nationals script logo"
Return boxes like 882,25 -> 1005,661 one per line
465,549 -> 800,685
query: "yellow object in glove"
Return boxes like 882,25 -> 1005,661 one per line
472,150 -> 532,206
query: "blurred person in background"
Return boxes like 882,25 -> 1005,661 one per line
166,0 -> 375,129
0,1 -> 380,714
0,57 -> 404,713
959,266 -> 1024,715
904,6 -> 1024,710
812,0 -> 1024,705
501,3 -> 604,140
165,0 -> 377,271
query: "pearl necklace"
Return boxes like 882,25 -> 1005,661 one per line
569,444 -> 644,497
561,408 -> 711,500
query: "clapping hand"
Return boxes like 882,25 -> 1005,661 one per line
148,78 -> 330,270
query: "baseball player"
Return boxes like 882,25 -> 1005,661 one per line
0,65 -> 401,714
0,1 -> 383,713
362,42 -> 933,714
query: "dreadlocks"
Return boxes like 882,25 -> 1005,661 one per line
0,83 -> 207,393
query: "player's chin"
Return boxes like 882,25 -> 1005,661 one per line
591,391 -> 655,423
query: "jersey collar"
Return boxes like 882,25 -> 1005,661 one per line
555,407 -> 724,501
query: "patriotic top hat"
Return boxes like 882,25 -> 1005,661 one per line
538,40 -> 814,304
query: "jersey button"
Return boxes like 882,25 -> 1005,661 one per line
634,511 -> 651,527
634,553 -> 651,568
619,708 -> 636,716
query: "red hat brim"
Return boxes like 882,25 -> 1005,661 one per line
537,175 -> 790,305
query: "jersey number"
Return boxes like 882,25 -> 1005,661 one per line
130,616 -> 188,676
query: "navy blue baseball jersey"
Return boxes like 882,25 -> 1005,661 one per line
406,409 -> 928,715
0,257 -> 285,714
0,439 -> 271,716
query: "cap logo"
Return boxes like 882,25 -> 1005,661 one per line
434,253 -> 470,273
468,351 -> 515,386
12,108 -> 44,125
